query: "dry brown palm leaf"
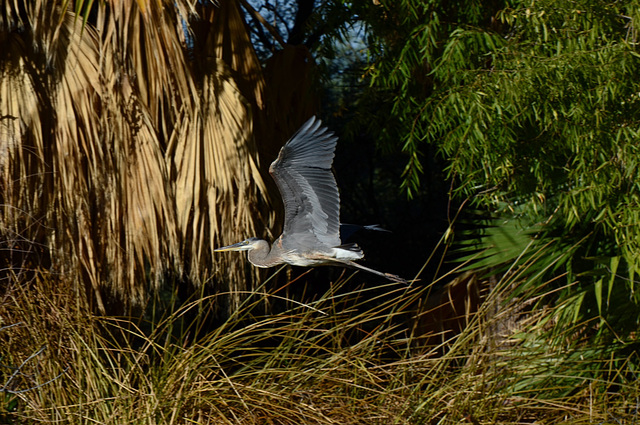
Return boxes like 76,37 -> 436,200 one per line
99,0 -> 196,131
94,76 -> 182,306
0,24 -> 50,272
89,0 -> 191,307
99,0 -> 273,312
1,3 -> 183,311
167,58 -> 271,315
166,1 -> 275,315
194,1 -> 278,189
2,0 -> 275,314
1,4 -> 108,309
50,13 -> 106,309
197,0 -> 266,111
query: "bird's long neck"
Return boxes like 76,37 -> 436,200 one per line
247,239 -> 284,268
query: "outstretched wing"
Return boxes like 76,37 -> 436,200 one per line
269,116 -> 341,252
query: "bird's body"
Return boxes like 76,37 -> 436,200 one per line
242,236 -> 363,268
214,117 -> 406,283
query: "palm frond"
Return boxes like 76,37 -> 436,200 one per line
197,0 -> 266,110
452,210 -> 542,274
168,59 -> 270,306
1,0 -> 273,313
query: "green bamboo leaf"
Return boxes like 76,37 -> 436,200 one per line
594,278 -> 603,316
608,256 -> 619,307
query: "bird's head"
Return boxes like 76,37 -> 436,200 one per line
214,237 -> 263,252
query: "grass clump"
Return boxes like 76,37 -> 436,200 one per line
1,262 -> 640,424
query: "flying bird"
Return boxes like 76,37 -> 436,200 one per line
214,116 -> 406,283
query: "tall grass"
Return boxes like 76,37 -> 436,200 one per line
1,260 -> 639,424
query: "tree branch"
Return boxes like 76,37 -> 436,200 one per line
239,0 -> 286,48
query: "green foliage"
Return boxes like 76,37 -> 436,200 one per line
359,0 -> 640,347
357,0 -> 506,197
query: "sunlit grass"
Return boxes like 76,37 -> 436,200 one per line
1,260 -> 639,424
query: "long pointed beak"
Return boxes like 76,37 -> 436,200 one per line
213,241 -> 246,252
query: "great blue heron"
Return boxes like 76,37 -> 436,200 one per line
214,116 -> 406,283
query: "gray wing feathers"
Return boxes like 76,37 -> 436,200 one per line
276,118 -> 336,168
269,116 -> 341,251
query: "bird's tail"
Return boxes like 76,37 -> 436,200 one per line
334,243 -> 364,260
339,223 -> 391,241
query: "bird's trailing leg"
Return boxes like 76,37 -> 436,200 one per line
334,259 -> 408,284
